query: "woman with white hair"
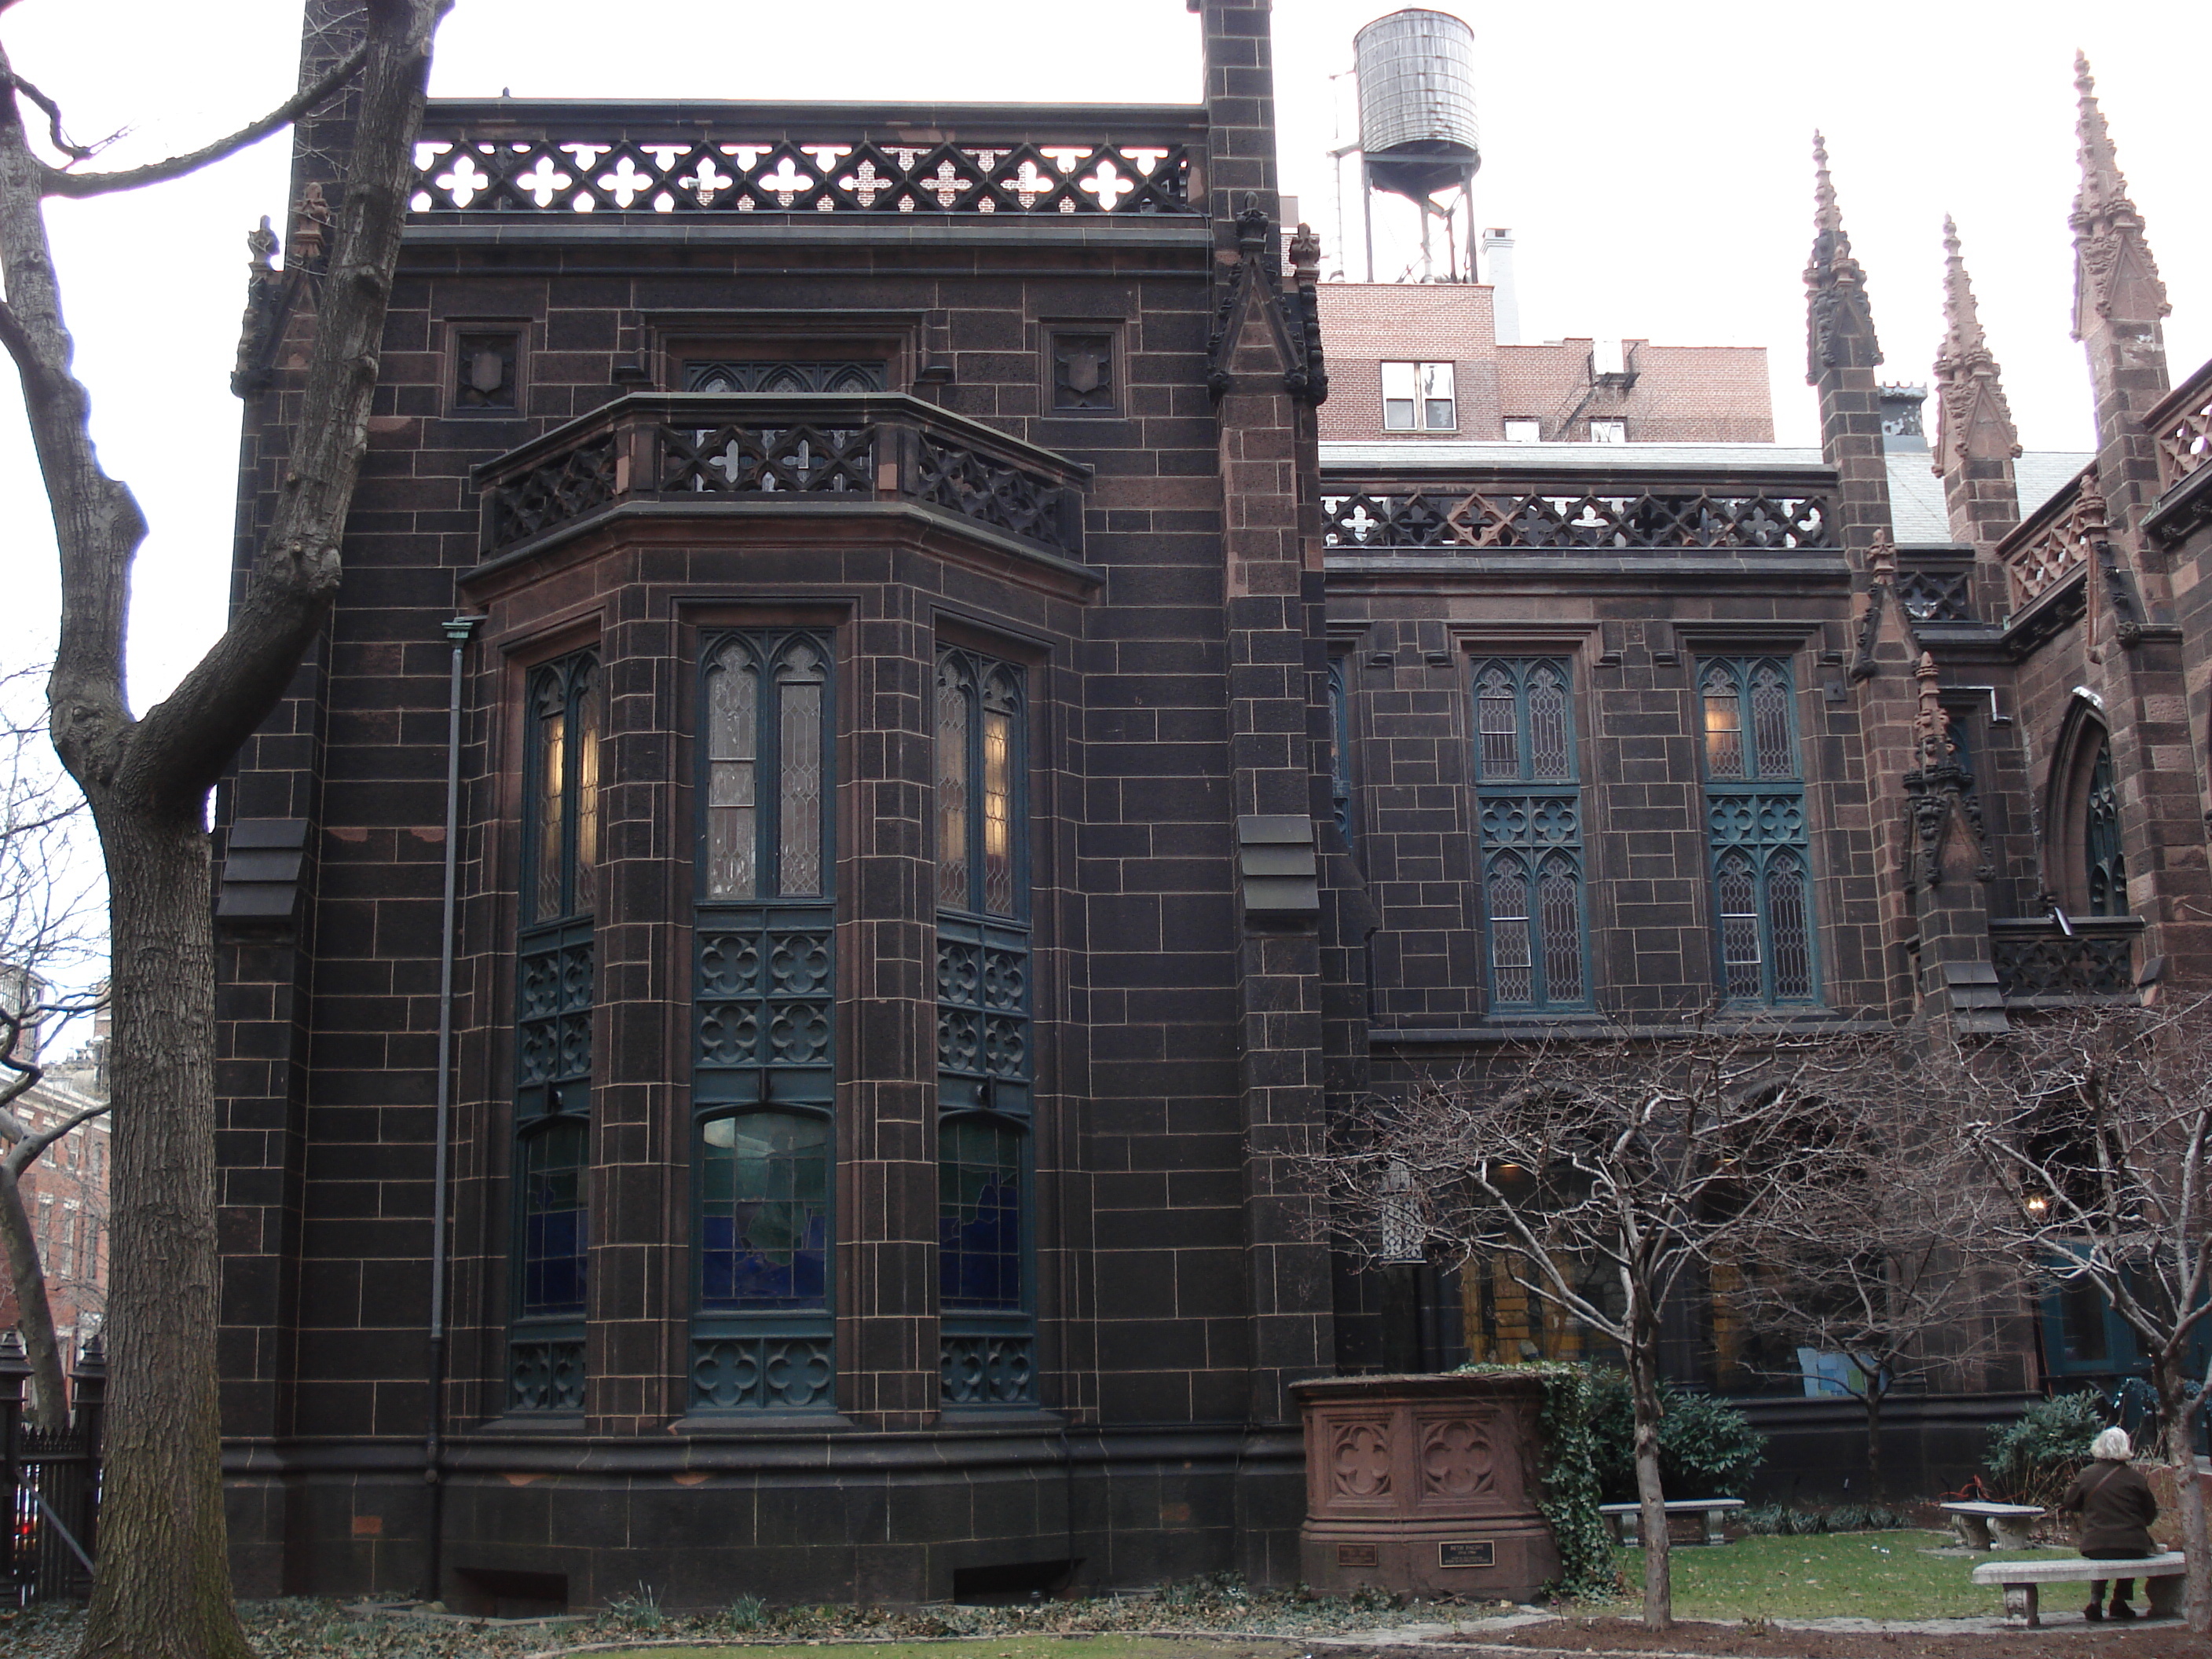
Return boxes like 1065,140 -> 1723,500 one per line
2059,1426 -> 2161,1621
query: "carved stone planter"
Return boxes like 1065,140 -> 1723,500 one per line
1291,1372 -> 1558,1601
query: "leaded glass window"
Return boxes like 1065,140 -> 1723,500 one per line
936,645 -> 1035,1405
940,1118 -> 1023,1311
518,1116 -> 588,1319
2085,734 -> 2126,917
1700,657 -> 1818,1004
1328,657 -> 1354,843
700,1113 -> 830,1309
511,650 -> 598,1412
1473,658 -> 1588,1011
690,631 -> 837,1412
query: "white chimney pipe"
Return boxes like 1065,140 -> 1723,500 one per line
1482,227 -> 1520,345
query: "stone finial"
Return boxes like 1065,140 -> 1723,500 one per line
247,215 -> 278,278
1912,651 -> 1952,771
1804,133 -> 1881,384
1869,526 -> 1899,584
1236,192 -> 1271,257
290,181 -> 331,269
1288,221 -> 1322,287
2070,52 -> 2167,337
1811,132 -> 1842,240
1932,215 -> 2020,471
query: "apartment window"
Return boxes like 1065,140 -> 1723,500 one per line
1503,418 -> 1541,444
690,631 -> 837,1412
1700,657 -> 1817,1004
1589,419 -> 1627,444
936,646 -> 1035,1405
1473,658 -> 1588,1011
1382,361 -> 1456,432
510,650 -> 598,1412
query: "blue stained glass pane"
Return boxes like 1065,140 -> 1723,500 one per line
940,1118 -> 1023,1310
519,1118 -> 588,1317
699,1113 -> 831,1310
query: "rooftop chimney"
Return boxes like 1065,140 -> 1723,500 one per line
1482,227 -> 1519,344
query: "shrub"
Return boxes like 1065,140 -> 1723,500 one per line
1986,1390 -> 2108,1507
1739,1503 -> 1916,1536
1587,1371 -> 1766,1502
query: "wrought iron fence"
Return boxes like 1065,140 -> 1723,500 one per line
410,105 -> 1200,220
1319,485 -> 1837,552
2,1333 -> 104,1606
476,394 -> 1089,562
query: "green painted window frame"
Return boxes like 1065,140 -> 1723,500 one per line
1472,657 -> 1591,1013
1698,656 -> 1819,1006
935,646 -> 1036,1407
689,629 -> 839,1412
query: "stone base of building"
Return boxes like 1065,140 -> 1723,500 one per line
1298,1515 -> 1557,1602
222,1423 -> 1305,1609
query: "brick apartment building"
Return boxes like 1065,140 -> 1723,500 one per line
209,0 -> 2212,1613
0,1016 -> 110,1386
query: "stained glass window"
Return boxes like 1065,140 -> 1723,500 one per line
518,1117 -> 588,1317
513,650 -> 598,1409
700,1113 -> 830,1309
692,631 -> 838,1409
936,645 -> 1035,1403
939,1118 -> 1023,1311
1473,658 -> 1588,1011
1328,657 -> 1354,843
2085,734 -> 2126,917
1701,657 -> 1818,1004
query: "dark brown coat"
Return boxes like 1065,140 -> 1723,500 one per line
2061,1459 -> 2160,1557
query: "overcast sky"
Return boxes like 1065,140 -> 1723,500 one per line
2,0 -> 2207,709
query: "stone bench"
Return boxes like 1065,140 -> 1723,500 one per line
1939,1500 -> 2047,1549
1971,1551 -> 2185,1626
1599,1498 -> 1744,1547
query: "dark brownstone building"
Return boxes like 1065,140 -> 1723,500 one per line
212,0 -> 2211,1613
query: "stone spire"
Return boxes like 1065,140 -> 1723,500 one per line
2071,51 -> 2167,342
1806,133 -> 1881,383
1932,216 -> 2020,544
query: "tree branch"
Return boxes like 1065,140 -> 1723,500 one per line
35,41 -> 371,198
2,1097 -> 111,1177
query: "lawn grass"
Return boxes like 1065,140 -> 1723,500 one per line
1641,1529 -> 2078,1621
580,1642 -> 1302,1659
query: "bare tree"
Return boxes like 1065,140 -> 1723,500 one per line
1313,1014 -> 1851,1631
0,5 -> 448,1655
1963,996 -> 2212,1634
0,661 -> 105,1427
1727,1046 -> 2018,1500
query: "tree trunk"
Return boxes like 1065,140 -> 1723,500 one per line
1628,1339 -> 1671,1630
0,1161 -> 65,1427
78,808 -> 250,1659
2158,1353 -> 2210,1635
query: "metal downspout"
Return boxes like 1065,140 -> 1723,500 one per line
425,613 -> 481,1602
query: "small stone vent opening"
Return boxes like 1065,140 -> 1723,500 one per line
950,1558 -> 1079,1605
450,1567 -> 569,1618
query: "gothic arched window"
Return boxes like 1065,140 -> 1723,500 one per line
690,632 -> 837,1412
1472,657 -> 1588,1011
1699,657 -> 1818,1004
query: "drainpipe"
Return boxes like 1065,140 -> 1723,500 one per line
425,613 -> 482,1603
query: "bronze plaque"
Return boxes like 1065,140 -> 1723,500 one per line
1335,1543 -> 1379,1567
1437,1540 -> 1495,1569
